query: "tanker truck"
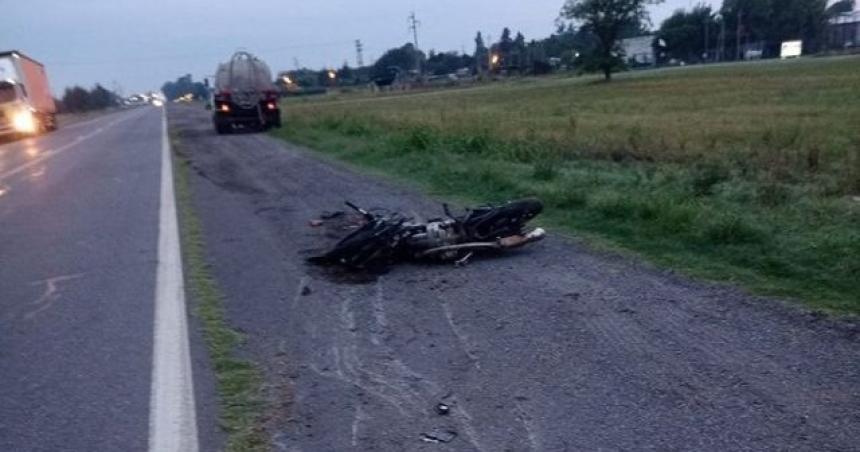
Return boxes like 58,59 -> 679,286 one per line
212,51 -> 281,134
0,50 -> 58,138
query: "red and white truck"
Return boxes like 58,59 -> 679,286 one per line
0,50 -> 58,137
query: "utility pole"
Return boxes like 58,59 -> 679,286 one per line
355,39 -> 364,68
704,16 -> 710,62
736,9 -> 743,61
408,11 -> 422,74
718,14 -> 726,62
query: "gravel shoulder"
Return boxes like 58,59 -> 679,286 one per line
168,104 -> 860,452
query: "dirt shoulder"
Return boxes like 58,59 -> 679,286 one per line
168,104 -> 860,452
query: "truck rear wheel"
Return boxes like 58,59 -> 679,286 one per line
215,121 -> 231,134
47,113 -> 58,131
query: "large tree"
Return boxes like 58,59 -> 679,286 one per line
371,43 -> 425,79
474,32 -> 489,73
656,4 -> 719,63
826,0 -> 855,17
561,0 -> 663,81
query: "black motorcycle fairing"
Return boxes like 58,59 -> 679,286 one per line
460,198 -> 543,241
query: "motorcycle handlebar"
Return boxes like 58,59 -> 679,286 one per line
344,201 -> 374,221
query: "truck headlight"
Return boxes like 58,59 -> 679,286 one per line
12,109 -> 36,133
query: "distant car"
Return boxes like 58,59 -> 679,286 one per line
122,95 -> 149,108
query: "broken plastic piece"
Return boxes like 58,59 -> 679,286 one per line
420,429 -> 457,443
436,403 -> 451,415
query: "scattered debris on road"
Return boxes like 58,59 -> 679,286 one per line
420,429 -> 457,444
435,403 -> 451,416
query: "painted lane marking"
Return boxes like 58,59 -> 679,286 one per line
148,107 -> 199,452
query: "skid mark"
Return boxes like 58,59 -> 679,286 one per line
441,301 -> 481,370
514,399 -> 540,451
24,273 -> 84,319
369,280 -> 389,346
308,362 -> 409,417
326,283 -> 488,450
351,405 -> 366,447
451,398 -> 488,452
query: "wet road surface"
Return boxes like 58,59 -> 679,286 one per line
0,107 -> 216,452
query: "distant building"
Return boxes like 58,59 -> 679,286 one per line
621,36 -> 655,66
828,10 -> 860,49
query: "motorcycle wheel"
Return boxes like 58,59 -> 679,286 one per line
463,198 -> 543,240
316,222 -> 399,268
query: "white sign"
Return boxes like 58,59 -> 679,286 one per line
781,40 -> 803,59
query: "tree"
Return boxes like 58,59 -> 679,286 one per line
337,63 -> 355,84
426,51 -> 474,76
61,86 -> 91,112
826,0 -> 855,17
513,32 -> 528,70
499,27 -> 514,55
59,84 -> 118,112
161,74 -> 207,101
372,43 -> 425,79
474,31 -> 489,74
656,4 -> 718,63
561,0 -> 663,81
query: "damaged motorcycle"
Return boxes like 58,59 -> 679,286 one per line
309,198 -> 546,269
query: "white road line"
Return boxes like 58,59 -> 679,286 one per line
148,107 -> 199,452
0,109 -> 145,183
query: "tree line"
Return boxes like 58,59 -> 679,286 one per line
227,0 -> 857,91
56,84 -> 118,113
655,0 -> 855,64
161,74 -> 208,101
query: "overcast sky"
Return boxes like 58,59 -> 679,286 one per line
3,0 -> 723,95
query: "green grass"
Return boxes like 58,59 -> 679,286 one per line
274,57 -> 860,314
172,139 -> 268,451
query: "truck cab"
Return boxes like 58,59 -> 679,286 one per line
0,51 -> 57,138
0,80 -> 41,136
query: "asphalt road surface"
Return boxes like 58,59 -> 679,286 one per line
170,104 -> 860,452
0,107 -> 217,452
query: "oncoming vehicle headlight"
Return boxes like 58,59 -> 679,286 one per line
12,109 -> 36,133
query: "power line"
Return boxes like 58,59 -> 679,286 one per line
43,40 -> 355,67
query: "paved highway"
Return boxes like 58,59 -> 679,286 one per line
0,107 -> 209,452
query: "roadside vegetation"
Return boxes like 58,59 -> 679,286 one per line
172,138 -> 268,451
274,56 -> 860,313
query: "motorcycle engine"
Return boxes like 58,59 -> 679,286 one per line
404,219 -> 459,250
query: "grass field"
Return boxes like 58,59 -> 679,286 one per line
273,56 -> 860,313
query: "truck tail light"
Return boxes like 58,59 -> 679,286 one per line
266,102 -> 276,110
219,104 -> 230,112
